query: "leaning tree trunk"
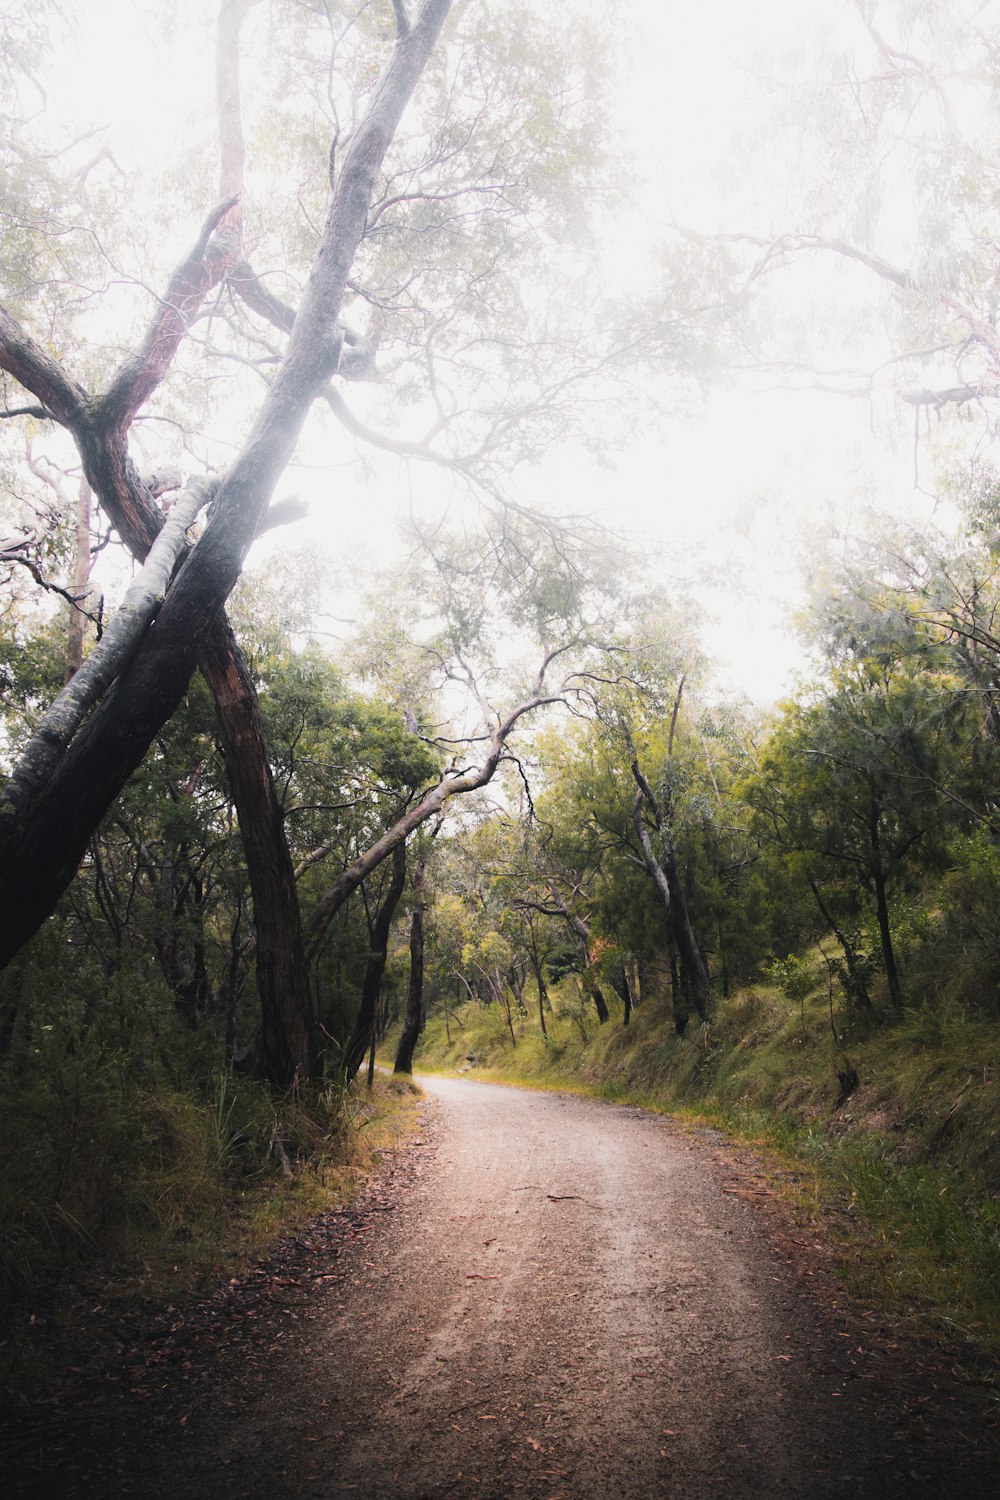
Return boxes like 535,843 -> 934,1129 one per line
808,877 -> 874,1013
0,0 -> 453,1050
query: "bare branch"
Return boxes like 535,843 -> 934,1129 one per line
95,196 -> 241,430
0,307 -> 90,426
0,404 -> 55,421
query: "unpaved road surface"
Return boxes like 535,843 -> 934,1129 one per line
8,1077 -> 999,1497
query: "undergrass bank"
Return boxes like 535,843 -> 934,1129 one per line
0,1069 -> 421,1400
405,983 -> 1000,1361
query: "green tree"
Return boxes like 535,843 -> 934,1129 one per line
749,620 -> 966,1009
0,0 -> 647,1088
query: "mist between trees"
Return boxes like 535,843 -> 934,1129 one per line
3,0 -> 1000,1312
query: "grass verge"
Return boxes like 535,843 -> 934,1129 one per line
0,1070 -> 422,1402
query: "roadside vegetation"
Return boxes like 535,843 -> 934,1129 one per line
0,1005 -> 420,1399
405,970 -> 1000,1363
5,0 -> 1000,1424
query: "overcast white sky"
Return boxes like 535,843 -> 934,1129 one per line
39,0 -> 981,704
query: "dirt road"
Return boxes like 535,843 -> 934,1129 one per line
10,1077 -> 997,1497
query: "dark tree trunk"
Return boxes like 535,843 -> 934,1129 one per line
664,852 -> 711,1023
610,965 -> 632,1027
529,949 -> 549,1038
872,870 -> 902,1009
201,620 -> 315,1087
345,841 -> 407,1080
588,977 -> 610,1024
366,1024 -> 379,1090
631,770 -> 711,1025
497,971 -> 517,1046
808,877 -> 874,1013
0,600 -> 214,975
669,952 -> 687,1034
394,882 -> 425,1076
869,803 -> 902,1009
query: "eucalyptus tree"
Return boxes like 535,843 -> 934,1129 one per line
747,618 -> 966,1010
0,0 -> 455,1090
0,0 -> 649,1087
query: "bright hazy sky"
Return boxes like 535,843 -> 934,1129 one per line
42,0 -> 977,704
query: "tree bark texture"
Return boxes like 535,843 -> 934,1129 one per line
394,876 -> 426,1075
344,841 -> 407,1080
200,619 -> 315,1087
0,478 -> 214,823
65,477 -> 93,683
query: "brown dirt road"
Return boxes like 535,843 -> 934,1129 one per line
8,1076 -> 999,1497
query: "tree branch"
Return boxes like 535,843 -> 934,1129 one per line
0,307 -> 90,426
95,195 -> 241,430
1,476 -> 217,815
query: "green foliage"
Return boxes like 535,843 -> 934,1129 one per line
409,969 -> 1000,1352
0,996 -> 363,1326
763,954 -> 814,1003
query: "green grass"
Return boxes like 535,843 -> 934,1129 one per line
0,1063 -> 423,1403
401,974 -> 1000,1361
